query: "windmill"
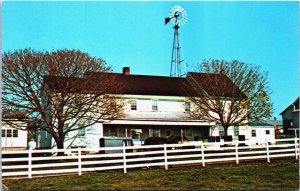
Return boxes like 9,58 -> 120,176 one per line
165,5 -> 187,77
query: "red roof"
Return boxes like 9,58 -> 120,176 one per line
44,71 -> 246,98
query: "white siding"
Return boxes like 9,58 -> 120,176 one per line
214,126 -> 251,140
125,96 -> 187,113
63,123 -> 104,148
249,126 -> 275,145
2,123 -> 27,148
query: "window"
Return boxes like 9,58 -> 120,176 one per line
266,130 -> 270,135
2,129 -> 18,137
13,129 -> 18,137
185,102 -> 191,112
109,127 -> 118,137
219,126 -> 224,136
234,126 -> 239,136
152,100 -> 158,111
252,129 -> 256,137
130,100 -> 137,110
78,128 -> 85,137
6,129 -> 12,137
182,128 -> 193,140
150,128 -> 160,137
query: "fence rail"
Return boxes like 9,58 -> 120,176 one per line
2,138 -> 299,179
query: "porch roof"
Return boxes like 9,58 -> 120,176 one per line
103,119 -> 215,126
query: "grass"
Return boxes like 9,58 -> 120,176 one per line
3,159 -> 299,190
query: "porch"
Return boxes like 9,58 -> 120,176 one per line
103,119 -> 214,145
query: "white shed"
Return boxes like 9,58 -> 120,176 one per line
248,122 -> 275,145
2,120 -> 28,149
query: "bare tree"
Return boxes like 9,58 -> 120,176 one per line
2,49 -> 124,149
186,59 -> 273,138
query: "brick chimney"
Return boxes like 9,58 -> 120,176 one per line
123,67 -> 130,75
220,69 -> 226,75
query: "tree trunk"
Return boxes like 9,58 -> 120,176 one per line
223,126 -> 229,141
54,133 -> 65,156
56,140 -> 64,149
56,141 -> 65,156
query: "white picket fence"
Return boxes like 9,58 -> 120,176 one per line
2,138 -> 299,179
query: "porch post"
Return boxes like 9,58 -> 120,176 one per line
99,123 -> 104,138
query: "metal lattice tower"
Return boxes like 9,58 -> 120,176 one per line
165,6 -> 187,77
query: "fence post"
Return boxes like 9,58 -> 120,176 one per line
28,149 -> 32,178
294,137 -> 298,160
266,139 -> 270,163
78,147 -> 82,176
298,138 -> 300,159
123,142 -> 127,173
235,140 -> 239,164
164,144 -> 168,170
201,141 -> 205,167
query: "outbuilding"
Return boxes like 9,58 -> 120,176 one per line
248,121 -> 276,145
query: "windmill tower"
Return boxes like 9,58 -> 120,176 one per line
165,5 -> 187,77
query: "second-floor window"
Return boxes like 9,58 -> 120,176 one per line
152,100 -> 158,111
130,100 -> 137,110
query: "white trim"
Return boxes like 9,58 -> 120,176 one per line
104,119 -> 215,126
117,94 -> 188,101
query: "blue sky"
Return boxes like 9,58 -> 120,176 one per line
3,1 -> 299,119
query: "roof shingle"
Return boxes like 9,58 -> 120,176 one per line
44,71 -> 246,98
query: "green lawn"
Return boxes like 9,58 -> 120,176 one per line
3,159 -> 299,190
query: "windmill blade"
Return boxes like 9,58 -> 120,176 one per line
169,5 -> 188,27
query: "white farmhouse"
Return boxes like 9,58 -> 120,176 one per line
38,67 -> 267,148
